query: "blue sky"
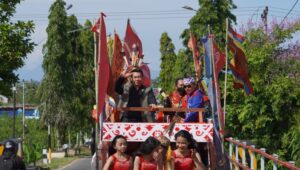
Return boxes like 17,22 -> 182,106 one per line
14,0 -> 299,81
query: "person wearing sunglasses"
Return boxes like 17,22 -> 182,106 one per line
183,77 -> 204,122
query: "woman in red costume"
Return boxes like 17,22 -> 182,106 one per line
103,135 -> 132,170
172,130 -> 206,170
133,136 -> 162,170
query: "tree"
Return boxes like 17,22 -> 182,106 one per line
158,32 -> 177,92
183,0 -> 236,43
15,80 -> 40,105
65,14 -> 85,138
173,49 -> 195,78
226,20 -> 300,166
0,0 -> 35,96
69,19 -> 95,139
173,0 -> 237,86
39,0 -> 72,146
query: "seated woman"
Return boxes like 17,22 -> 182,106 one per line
183,77 -> 204,123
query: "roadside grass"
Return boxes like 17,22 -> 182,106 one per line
36,146 -> 92,170
37,156 -> 79,170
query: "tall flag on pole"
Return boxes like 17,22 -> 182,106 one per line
201,35 -> 212,78
227,26 -> 253,95
91,13 -> 110,115
201,35 -> 225,130
188,32 -> 201,81
203,34 -> 228,168
212,40 -> 226,131
107,32 -> 124,101
123,19 -> 143,66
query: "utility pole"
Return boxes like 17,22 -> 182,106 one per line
48,123 -> 51,163
12,85 -> 17,138
261,6 -> 268,35
22,80 -> 25,140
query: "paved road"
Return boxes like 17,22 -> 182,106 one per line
58,157 -> 92,170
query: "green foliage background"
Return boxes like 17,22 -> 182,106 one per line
156,0 -> 300,167
1,0 -> 300,167
0,0 -> 35,97
0,115 -> 47,164
226,21 -> 300,166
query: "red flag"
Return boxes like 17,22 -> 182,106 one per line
91,18 -> 100,65
212,41 -> 225,79
188,32 -> 201,80
139,64 -> 151,87
107,32 -> 124,101
91,18 -> 100,33
97,13 -> 110,115
123,19 -> 143,65
227,25 -> 253,95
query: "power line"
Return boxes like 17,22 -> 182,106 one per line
13,8 -> 300,20
279,0 -> 299,26
14,9 -> 192,17
11,6 -> 299,23
11,16 -> 194,22
269,6 -> 300,13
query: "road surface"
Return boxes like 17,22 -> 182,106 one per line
58,157 -> 92,170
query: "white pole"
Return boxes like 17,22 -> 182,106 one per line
260,148 -> 266,170
272,154 -> 278,170
22,80 -> 25,140
242,142 -> 246,166
235,140 -> 239,170
250,145 -> 255,170
229,138 -> 233,169
48,124 -> 51,164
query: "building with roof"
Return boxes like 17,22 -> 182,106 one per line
0,105 -> 39,119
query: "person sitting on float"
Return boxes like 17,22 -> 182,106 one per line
183,77 -> 204,123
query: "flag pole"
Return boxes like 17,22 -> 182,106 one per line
202,34 -> 206,78
209,26 -> 225,155
207,25 -> 216,128
98,13 -> 105,170
223,18 -> 229,128
93,18 -> 99,170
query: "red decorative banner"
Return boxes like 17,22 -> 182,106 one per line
102,123 -> 213,142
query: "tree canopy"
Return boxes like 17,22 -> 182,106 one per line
226,20 -> 300,166
38,0 -> 95,147
158,32 -> 177,92
0,0 -> 35,96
